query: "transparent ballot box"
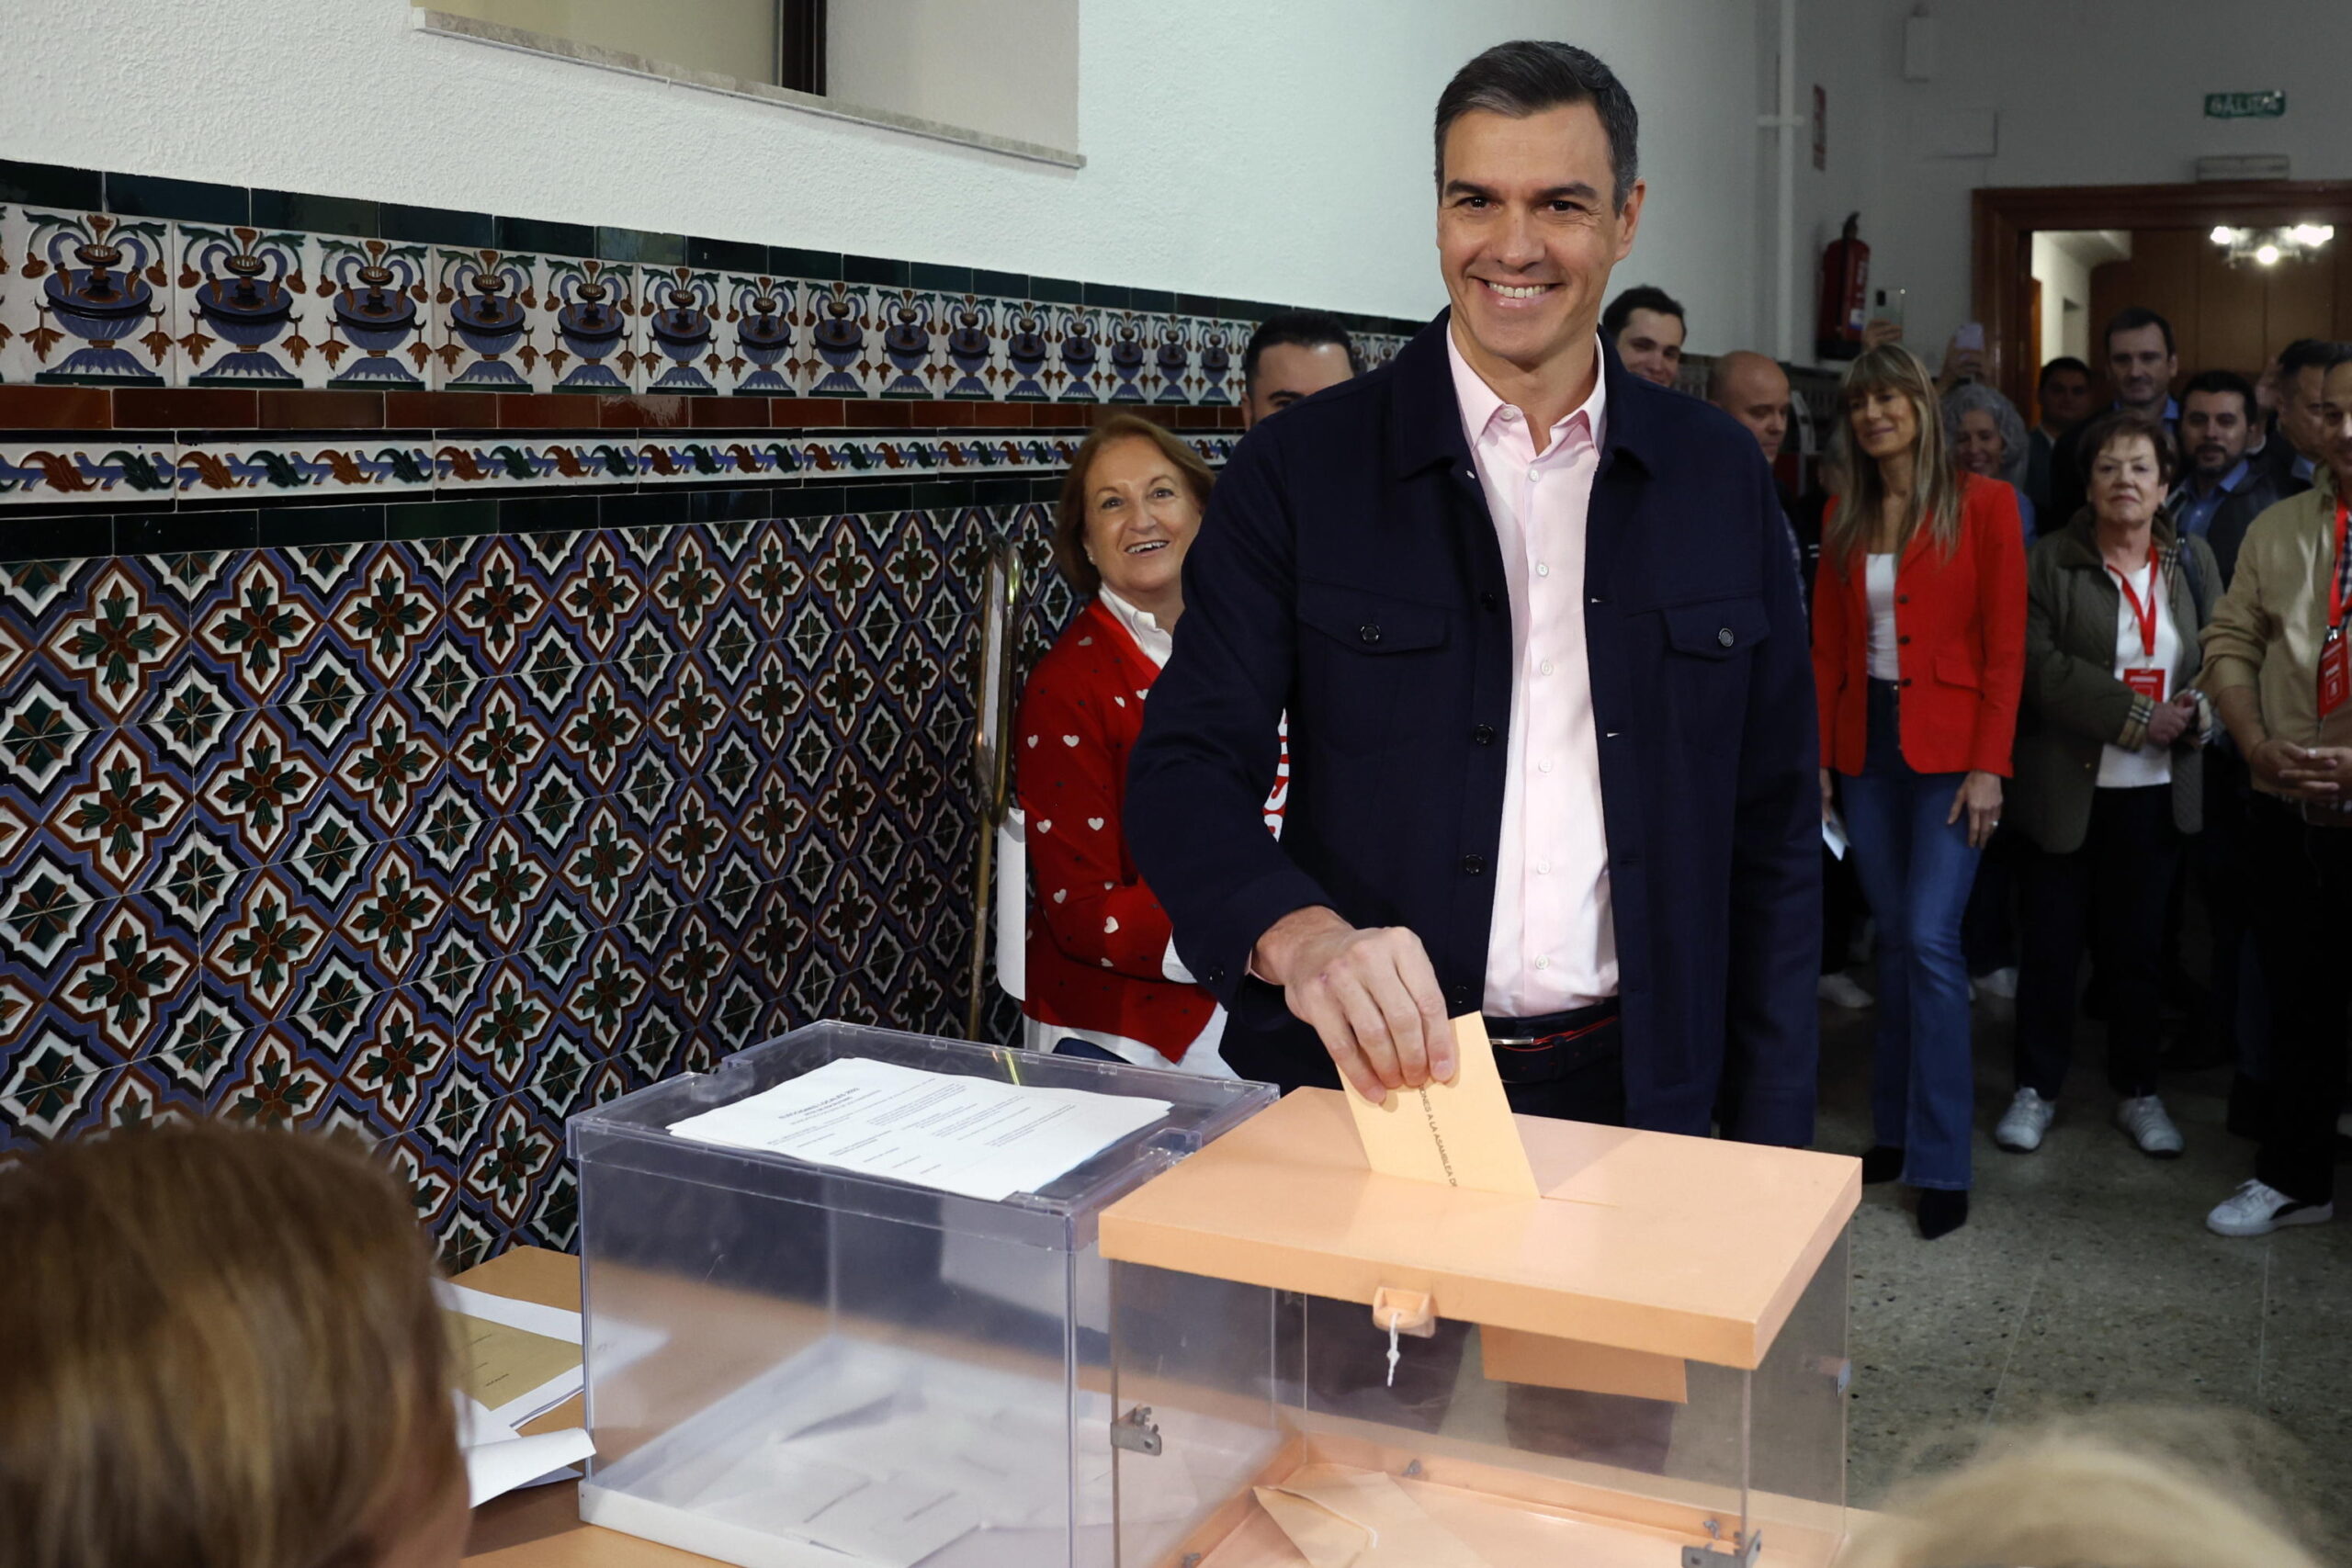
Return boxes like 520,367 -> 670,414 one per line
569,1021 -> 1275,1567
1097,1089 -> 1859,1568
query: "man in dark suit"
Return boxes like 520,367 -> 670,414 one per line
1126,39 -> 1819,1147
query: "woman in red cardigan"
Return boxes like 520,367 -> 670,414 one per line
1812,344 -> 2027,1239
1017,414 -> 1279,1076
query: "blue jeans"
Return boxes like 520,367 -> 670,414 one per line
1839,681 -> 1982,1190
1052,1038 -> 1126,1062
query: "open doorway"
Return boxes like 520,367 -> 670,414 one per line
1973,181 -> 2352,416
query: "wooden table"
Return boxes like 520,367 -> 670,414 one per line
455,1247 -> 723,1566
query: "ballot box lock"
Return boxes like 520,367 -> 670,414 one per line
1683,1518 -> 1764,1568
1111,1404 -> 1163,1456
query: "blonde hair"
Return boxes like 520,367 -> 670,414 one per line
0,1122 -> 459,1568
1840,1419 -> 2324,1568
1052,412 -> 1216,596
1826,343 -> 1965,569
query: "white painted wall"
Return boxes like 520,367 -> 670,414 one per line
828,0 -> 1080,155
1799,0 -> 2352,367
2030,232 -> 2089,368
0,0 -> 1770,343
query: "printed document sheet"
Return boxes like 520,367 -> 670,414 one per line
667,1056 -> 1172,1201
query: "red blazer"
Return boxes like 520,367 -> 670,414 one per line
1811,472 -> 2028,778
1017,600 -> 1216,1058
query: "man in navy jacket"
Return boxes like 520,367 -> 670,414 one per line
1126,39 -> 1818,1146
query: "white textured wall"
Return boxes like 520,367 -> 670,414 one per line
1799,0 -> 2352,365
2030,232 -> 2092,369
828,0 -> 1081,155
0,0 -> 1769,339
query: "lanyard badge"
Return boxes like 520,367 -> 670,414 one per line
2110,552 -> 2165,704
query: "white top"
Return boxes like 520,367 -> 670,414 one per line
1865,554 -> 1900,682
2098,557 -> 2180,790
1448,329 -> 1615,1017
1028,586 -> 1234,1077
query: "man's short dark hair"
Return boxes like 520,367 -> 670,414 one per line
2279,337 -> 2352,378
1601,285 -> 1685,344
2037,355 -> 2092,388
1240,311 -> 1363,388
1433,40 -> 1639,209
2103,306 -> 2176,357
2181,368 -> 2257,423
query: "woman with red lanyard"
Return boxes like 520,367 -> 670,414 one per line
1813,344 -> 2027,1240
1017,414 -> 1282,1076
2000,409 -> 2219,1161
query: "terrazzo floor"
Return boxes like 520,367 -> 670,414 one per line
1820,977 -> 2352,1552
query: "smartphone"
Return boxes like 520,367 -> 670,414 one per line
1956,321 -> 1986,353
1871,287 -> 1905,330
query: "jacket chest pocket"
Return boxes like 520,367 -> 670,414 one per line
1658,595 -> 1770,753
1297,581 -> 1453,756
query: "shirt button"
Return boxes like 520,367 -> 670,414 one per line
1540,660 -> 1555,675
1500,407 -> 1521,423
1536,562 -> 1551,578
1534,955 -> 1552,970
1538,759 -> 1554,773
1535,858 -> 1551,874
1527,467 -> 1543,484
1461,855 -> 1486,875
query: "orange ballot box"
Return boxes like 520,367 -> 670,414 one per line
1096,1085 -> 1861,1568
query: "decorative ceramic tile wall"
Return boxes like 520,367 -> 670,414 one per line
0,155 -> 1419,1264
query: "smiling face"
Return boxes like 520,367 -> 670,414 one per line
1080,436 -> 1202,611
2089,433 -> 2167,528
1437,101 -> 1643,382
1849,382 -> 1921,466
1952,408 -> 2007,478
2107,322 -> 2177,414
1614,307 -> 1684,387
2180,389 -> 2250,479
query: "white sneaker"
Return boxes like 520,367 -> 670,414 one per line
2206,1179 -> 2335,1237
1976,966 -> 2019,999
1995,1088 -> 2055,1152
2115,1094 -> 2184,1158
1816,972 -> 1873,1009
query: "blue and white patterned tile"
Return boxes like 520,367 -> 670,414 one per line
0,208 -> 175,389
634,265 -> 725,397
1000,298 -> 1057,402
312,233 -> 437,392
430,246 -> 549,393
797,279 -> 877,399
871,288 -> 947,400
713,271 -> 799,398
1098,307 -> 1158,404
539,255 -> 639,397
1194,317 -> 1246,408
169,221 -> 327,391
1050,302 -> 1105,403
2,439 -> 181,506
936,292 -> 1007,401
175,438 -> 436,504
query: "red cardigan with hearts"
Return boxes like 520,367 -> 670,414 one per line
1016,599 -> 1225,1059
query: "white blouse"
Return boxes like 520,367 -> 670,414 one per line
1865,554 -> 1900,682
2098,558 -> 2180,790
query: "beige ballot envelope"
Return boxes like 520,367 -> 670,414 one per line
1255,1464 -> 1495,1568
1340,1014 -> 1539,1198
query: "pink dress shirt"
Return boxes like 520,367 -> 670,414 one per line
1447,329 -> 1616,1016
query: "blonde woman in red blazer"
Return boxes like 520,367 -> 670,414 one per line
1017,414 -> 1282,1076
1811,344 -> 2028,1239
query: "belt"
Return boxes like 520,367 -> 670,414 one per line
2260,792 -> 2352,829
1484,998 -> 1622,1064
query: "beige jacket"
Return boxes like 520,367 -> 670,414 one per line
2198,467 -> 2352,797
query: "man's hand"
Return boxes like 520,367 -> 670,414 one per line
1861,318 -> 1904,352
1251,908 -> 1453,1105
2258,739 -> 2352,800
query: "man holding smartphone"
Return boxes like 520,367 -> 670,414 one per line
2197,355 -> 2352,1237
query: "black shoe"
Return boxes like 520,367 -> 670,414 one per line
2227,1074 -> 2267,1141
1861,1145 -> 1905,1184
1917,1188 -> 1970,1240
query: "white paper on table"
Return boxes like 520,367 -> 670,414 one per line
665,1056 -> 1172,1202
467,1427 -> 599,1506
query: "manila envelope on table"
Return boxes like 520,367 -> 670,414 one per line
1343,1013 -> 1687,1404
1256,1464 -> 1494,1568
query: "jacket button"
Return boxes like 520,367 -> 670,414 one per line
1716,626 -> 1735,648
1205,964 -> 1226,985
1461,855 -> 1486,875
1898,635 -> 1911,645
1359,624 -> 1383,645
1899,677 -> 1913,688
1473,724 -> 1495,745
1896,594 -> 1910,604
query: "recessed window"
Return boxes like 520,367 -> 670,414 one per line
416,0 -> 1080,166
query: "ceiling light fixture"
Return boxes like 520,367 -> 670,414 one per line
2210,224 -> 2335,266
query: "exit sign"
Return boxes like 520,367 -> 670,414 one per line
2205,90 -> 2286,118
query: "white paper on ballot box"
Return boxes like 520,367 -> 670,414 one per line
665,1056 -> 1172,1201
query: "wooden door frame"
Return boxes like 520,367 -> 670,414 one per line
1973,180 -> 2352,412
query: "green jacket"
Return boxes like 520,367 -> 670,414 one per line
2010,513 -> 2219,854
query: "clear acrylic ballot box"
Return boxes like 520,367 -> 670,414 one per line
569,1021 -> 1275,1567
1096,1089 -> 1860,1568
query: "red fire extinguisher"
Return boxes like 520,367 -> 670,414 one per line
1815,212 -> 1871,361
